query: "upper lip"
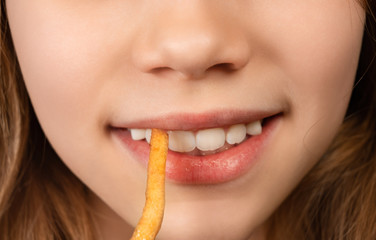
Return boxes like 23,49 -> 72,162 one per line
110,109 -> 282,131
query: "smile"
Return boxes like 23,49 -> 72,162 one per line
111,111 -> 282,184
129,120 -> 262,155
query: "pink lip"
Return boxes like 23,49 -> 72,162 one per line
111,109 -> 280,131
111,112 -> 281,184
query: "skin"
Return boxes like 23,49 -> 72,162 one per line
7,0 -> 365,239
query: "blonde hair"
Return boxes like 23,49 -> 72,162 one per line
1,0 -> 375,239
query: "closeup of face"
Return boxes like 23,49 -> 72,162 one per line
7,0 -> 365,239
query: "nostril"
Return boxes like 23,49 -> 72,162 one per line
151,63 -> 236,75
149,67 -> 173,75
148,63 -> 239,78
208,63 -> 238,73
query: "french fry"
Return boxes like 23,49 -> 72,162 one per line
131,129 -> 168,240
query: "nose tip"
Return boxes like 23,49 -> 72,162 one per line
159,35 -> 230,78
132,7 -> 250,79
138,35 -> 249,79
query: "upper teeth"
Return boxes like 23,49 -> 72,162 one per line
129,120 -> 262,153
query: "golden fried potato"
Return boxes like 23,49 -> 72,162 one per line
131,129 -> 168,240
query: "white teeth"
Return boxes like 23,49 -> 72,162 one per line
226,124 -> 246,145
130,129 -> 146,140
129,119 -> 263,153
246,120 -> 262,135
196,128 -> 225,151
168,131 -> 196,152
145,129 -> 152,143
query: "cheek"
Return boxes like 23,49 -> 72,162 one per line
269,1 -> 364,154
7,1 -> 149,224
6,2 -> 117,184
7,1 -> 134,138
244,1 -> 365,209
283,21 -> 362,118
8,3 -> 95,122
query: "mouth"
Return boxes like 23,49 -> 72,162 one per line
110,111 -> 282,184
129,119 -> 263,155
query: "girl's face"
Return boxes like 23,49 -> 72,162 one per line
7,1 -> 365,239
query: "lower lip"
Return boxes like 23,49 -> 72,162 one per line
113,116 -> 280,184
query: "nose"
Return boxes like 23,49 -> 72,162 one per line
132,3 -> 251,79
